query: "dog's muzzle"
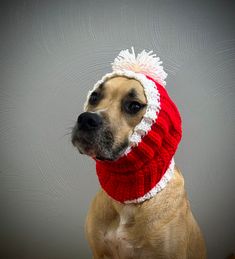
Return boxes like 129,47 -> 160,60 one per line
72,112 -> 127,160
71,112 -> 105,153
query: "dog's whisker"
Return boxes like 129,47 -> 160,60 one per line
63,132 -> 72,136
57,131 -> 73,141
65,126 -> 74,130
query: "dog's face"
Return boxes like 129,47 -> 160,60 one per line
71,76 -> 147,161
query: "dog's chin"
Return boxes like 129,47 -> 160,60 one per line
74,141 -> 129,162
73,141 -> 97,158
80,147 -> 124,161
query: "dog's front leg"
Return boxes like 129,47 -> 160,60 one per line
85,190 -> 118,258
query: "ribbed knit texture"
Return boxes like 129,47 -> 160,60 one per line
96,77 -> 182,203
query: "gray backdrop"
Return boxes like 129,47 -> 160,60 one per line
0,0 -> 234,258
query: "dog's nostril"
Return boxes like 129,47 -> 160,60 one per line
77,112 -> 102,131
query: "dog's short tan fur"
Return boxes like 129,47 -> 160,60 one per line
79,77 -> 206,258
86,77 -> 147,150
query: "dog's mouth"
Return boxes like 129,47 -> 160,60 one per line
71,126 -> 129,161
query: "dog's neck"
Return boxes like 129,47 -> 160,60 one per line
96,157 -> 175,203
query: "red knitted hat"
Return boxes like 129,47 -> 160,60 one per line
86,48 -> 182,203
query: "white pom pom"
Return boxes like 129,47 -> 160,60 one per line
112,47 -> 167,86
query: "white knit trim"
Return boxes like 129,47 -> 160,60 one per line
124,158 -> 175,204
112,47 -> 167,86
84,70 -> 161,155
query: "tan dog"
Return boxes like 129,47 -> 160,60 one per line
72,76 -> 206,258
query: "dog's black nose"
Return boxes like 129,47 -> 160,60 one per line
77,112 -> 102,131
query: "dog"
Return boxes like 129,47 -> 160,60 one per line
71,49 -> 206,258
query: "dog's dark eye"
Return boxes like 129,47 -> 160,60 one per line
89,92 -> 100,105
124,101 -> 145,114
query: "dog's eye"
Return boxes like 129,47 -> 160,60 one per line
124,101 -> 145,114
89,92 -> 100,105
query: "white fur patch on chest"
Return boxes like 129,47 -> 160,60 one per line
103,206 -> 140,258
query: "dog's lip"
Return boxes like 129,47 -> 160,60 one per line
73,142 -> 96,157
73,141 -> 114,161
72,134 -> 93,146
72,136 -> 97,157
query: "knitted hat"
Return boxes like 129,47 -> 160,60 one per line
86,47 -> 182,203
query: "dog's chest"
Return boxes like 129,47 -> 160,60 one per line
103,206 -> 143,258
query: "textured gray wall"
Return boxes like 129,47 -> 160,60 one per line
0,1 -> 234,258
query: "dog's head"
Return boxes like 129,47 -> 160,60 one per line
71,76 -> 147,161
